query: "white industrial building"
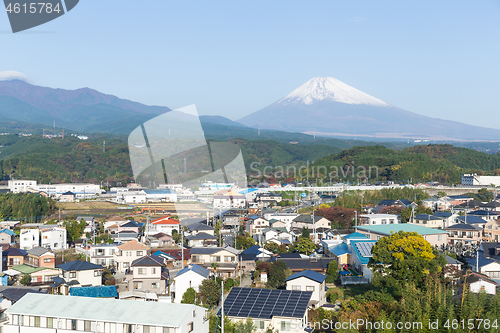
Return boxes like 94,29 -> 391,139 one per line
8,180 -> 103,199
462,174 -> 500,187
4,293 -> 209,333
115,189 -> 177,204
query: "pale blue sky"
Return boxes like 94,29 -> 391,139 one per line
1,0 -> 500,129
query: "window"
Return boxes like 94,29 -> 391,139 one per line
137,251 -> 143,256
125,324 -> 134,333
254,320 -> 265,329
187,322 -> 194,333
151,268 -> 156,274
163,328 -> 170,333
138,268 -> 147,275
12,315 -> 19,325
134,282 -> 143,289
306,286 -> 315,292
85,320 -> 91,332
70,272 -> 77,278
224,256 -> 234,262
47,317 -> 54,328
72,319 -> 77,330
292,285 -> 301,291
438,235 -> 442,241
94,270 -> 102,277
280,321 -> 291,331
44,258 -> 52,263
210,256 -> 221,262
151,282 -> 159,289
143,326 -> 150,333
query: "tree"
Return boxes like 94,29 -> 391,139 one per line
368,231 -> 446,294
20,274 -> 31,285
198,278 -> 221,306
315,206 -> 355,229
64,218 -> 87,242
300,227 -> 310,239
437,191 -> 447,198
234,317 -> 256,333
211,262 -> 220,276
267,261 -> 286,289
294,237 -> 316,255
325,260 -> 338,283
181,287 -> 197,304
235,234 -> 255,250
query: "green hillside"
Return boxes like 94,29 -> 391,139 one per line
311,144 -> 500,184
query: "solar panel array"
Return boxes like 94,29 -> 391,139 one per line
355,242 -> 375,257
224,287 -> 312,319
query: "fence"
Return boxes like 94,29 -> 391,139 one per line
340,276 -> 371,285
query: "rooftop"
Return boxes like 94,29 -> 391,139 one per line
355,224 -> 448,235
285,269 -> 326,283
175,264 -> 210,279
57,260 -> 103,271
6,293 -> 203,327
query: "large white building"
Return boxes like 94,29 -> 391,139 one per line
4,293 -> 209,333
7,180 -> 37,193
115,189 -> 177,204
20,229 -> 40,250
41,227 -> 67,250
462,174 -> 500,186
8,181 -> 103,199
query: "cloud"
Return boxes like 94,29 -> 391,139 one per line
0,71 -> 31,82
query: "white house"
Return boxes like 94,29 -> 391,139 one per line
172,264 -> 210,303
88,243 -> 120,267
359,214 -> 400,225
4,293 -> 209,333
285,270 -> 327,307
20,229 -> 40,250
56,260 -> 103,289
114,240 -> 150,273
465,272 -> 499,295
224,287 -> 312,333
41,227 -> 67,250
213,190 -> 246,209
146,217 -> 180,236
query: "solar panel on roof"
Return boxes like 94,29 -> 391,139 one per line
355,242 -> 375,257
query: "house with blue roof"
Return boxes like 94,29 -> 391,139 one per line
172,264 -> 210,303
457,215 -> 487,225
0,229 -> 16,244
466,255 -> 500,279
349,240 -> 376,282
468,210 -> 500,221
285,269 -> 327,307
445,223 -> 483,245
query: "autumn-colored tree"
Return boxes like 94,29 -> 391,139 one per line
368,231 -> 446,294
380,205 -> 403,215
315,206 -> 355,229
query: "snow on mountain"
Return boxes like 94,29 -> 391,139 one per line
277,77 -> 390,107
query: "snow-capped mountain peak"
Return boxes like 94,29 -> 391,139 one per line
278,77 -> 390,107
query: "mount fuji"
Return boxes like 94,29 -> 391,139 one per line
238,77 -> 500,141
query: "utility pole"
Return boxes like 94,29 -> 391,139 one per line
181,225 -> 184,270
221,279 -> 225,333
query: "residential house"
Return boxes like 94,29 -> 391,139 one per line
4,293 -> 209,333
41,227 -> 67,250
213,190 -> 246,209
149,233 -> 174,247
172,264 -> 210,303
433,211 -> 458,228
114,240 -> 150,273
110,231 -> 139,242
185,223 -> 215,237
126,255 -> 169,294
359,214 -> 400,225
264,213 -> 298,231
291,215 -> 331,233
10,264 -> 61,285
377,199 -> 414,208
347,240 -> 376,283
445,224 -> 483,245
154,248 -> 191,268
146,217 -> 180,236
186,232 -> 218,247
239,245 -> 273,264
26,247 -> 56,268
0,229 -> 15,245
60,191 -> 76,202
88,243 -> 119,267
285,270 -> 326,307
20,229 -> 39,250
3,248 -> 26,270
469,210 -> 500,221
464,272 -> 499,295
224,287 -> 312,333
56,260 -> 103,289
246,217 -> 270,236
276,257 -> 334,273
411,214 -> 445,229
325,232 -> 370,266
255,192 -> 283,207
0,287 -> 43,311
355,224 -> 448,247
190,246 -> 240,278
481,201 -> 500,212
421,198 -> 452,211
465,256 -> 500,279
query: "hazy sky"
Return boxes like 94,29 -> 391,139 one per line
1,1 -> 500,129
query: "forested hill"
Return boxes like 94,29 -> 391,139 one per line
0,135 -> 341,184
311,144 -> 500,184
